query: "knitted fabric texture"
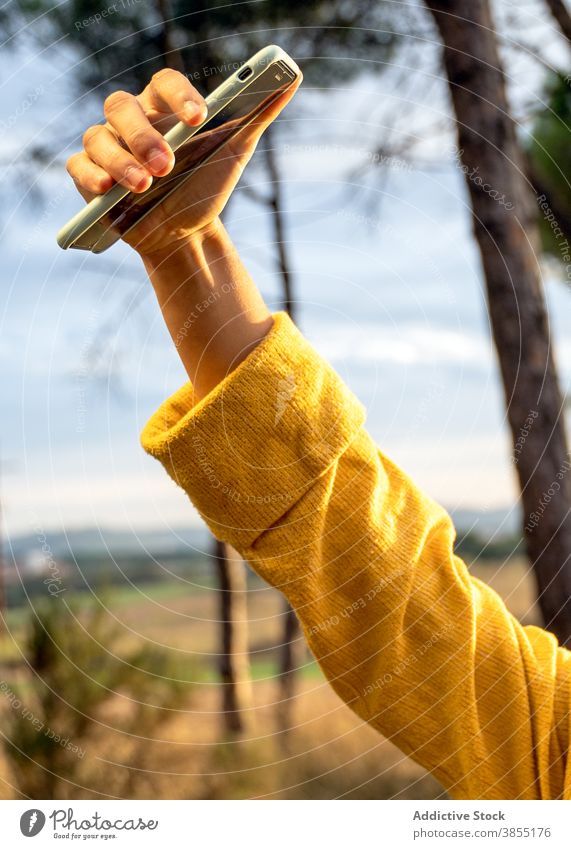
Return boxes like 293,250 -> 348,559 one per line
141,311 -> 571,800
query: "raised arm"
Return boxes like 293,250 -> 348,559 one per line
68,68 -> 571,801
140,304 -> 571,800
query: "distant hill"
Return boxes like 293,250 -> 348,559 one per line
449,506 -> 521,540
8,524 -> 212,560
8,506 -> 522,562
3,507 -> 525,609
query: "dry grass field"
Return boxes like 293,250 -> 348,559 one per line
0,555 -> 541,800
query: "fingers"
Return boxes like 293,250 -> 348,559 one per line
83,124 -> 153,192
68,67 -> 300,203
141,68 -> 208,125
69,69 -> 207,200
66,152 -> 114,201
103,90 -> 174,176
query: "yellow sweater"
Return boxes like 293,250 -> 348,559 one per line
141,311 -> 571,800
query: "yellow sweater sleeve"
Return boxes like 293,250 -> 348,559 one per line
141,312 -> 571,800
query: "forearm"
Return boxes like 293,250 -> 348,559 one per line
139,218 -> 273,401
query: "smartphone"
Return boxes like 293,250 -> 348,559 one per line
57,45 -> 300,253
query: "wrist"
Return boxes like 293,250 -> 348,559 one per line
136,217 -> 225,271
138,214 -> 273,399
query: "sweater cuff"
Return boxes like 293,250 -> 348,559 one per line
140,312 -> 366,551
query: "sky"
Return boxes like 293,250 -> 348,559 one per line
1,0 -> 571,549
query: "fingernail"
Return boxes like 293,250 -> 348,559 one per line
147,147 -> 172,174
125,166 -> 151,191
183,100 -> 207,123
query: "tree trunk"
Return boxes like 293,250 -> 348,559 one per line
425,0 -> 571,644
264,129 -> 304,728
275,602 -> 303,734
265,129 -> 296,320
155,0 -> 185,72
213,539 -> 253,735
544,0 -> 571,42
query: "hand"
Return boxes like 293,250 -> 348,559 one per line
66,67 -> 301,258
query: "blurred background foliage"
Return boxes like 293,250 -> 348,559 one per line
529,71 -> 571,255
12,0 -> 404,92
3,597 -> 189,798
